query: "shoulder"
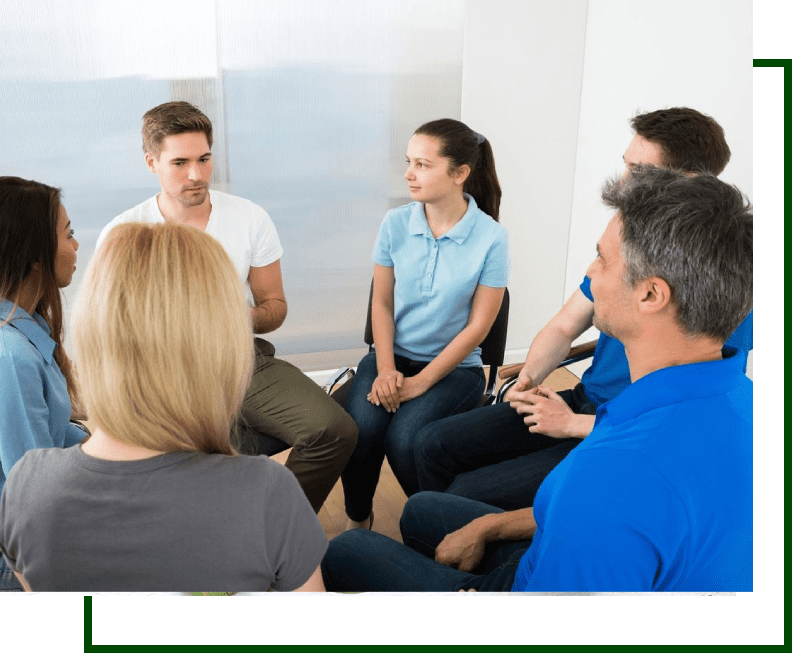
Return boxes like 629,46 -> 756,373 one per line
382,202 -> 418,227
0,325 -> 44,378
211,191 -> 273,223
99,196 -> 161,244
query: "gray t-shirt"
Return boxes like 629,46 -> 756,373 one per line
0,446 -> 327,592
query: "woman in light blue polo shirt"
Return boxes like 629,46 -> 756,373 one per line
0,177 -> 85,590
341,120 -> 509,529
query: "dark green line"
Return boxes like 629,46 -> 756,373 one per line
753,59 -> 791,67
84,596 -> 92,651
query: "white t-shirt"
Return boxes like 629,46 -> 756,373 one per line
97,190 -> 283,303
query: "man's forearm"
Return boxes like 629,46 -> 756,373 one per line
477,507 -> 537,543
251,299 -> 287,334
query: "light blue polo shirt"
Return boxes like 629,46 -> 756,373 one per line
0,299 -> 85,495
578,276 -> 753,406
372,194 -> 509,367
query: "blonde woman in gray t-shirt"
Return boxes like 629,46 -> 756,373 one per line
0,222 -> 327,592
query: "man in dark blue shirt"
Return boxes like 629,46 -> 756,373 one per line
321,165 -> 753,592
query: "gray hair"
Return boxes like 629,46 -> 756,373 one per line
601,165 -> 752,341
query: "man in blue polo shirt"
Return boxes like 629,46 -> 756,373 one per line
321,165 -> 753,591
412,107 -> 752,510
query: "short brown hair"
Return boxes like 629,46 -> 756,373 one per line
630,107 -> 731,176
141,101 -> 213,157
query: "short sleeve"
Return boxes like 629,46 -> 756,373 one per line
478,228 -> 509,287
249,207 -> 284,268
371,212 -> 394,267
579,275 -> 593,301
262,462 -> 329,591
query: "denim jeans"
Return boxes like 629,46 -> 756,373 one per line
321,492 -> 530,592
414,383 -> 597,510
0,556 -> 22,591
341,352 -> 485,521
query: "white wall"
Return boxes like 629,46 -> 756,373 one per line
462,0 -> 753,373
462,0 -> 589,360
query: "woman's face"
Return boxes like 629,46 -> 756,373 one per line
54,203 -> 79,288
404,134 -> 464,205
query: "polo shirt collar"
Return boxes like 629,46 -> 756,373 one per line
597,346 -> 747,427
408,193 -> 479,243
0,298 -> 56,363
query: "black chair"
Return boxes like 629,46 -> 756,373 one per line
323,286 -> 510,409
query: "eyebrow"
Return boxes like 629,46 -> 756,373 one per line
169,152 -> 212,162
596,242 -> 603,259
64,220 -> 71,231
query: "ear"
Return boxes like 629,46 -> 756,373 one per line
636,276 -> 672,315
453,164 -> 471,186
144,151 -> 157,173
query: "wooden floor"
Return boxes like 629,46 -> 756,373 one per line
273,365 -> 582,543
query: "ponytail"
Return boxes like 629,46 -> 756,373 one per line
415,119 -> 502,221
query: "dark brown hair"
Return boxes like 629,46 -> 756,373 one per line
631,107 -> 731,176
415,119 -> 502,221
0,176 -> 79,404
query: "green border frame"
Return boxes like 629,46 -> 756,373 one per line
0,0 -> 792,652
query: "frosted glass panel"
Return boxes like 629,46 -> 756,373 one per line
0,0 -> 465,369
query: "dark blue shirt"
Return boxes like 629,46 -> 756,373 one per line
512,347 -> 752,592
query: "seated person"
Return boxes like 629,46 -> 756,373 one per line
0,222 -> 327,592
321,166 -> 753,592
413,107 -> 752,510
0,176 -> 85,591
340,119 -> 509,529
98,101 -> 357,513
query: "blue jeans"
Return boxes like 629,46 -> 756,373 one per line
0,556 -> 22,591
321,492 -> 530,591
413,383 -> 597,510
341,352 -> 485,521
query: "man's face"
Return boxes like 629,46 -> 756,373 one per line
586,214 -> 636,340
146,132 -> 213,209
622,134 -> 665,179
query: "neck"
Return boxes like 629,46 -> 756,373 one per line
623,323 -> 724,382
424,192 -> 468,237
156,192 -> 211,228
81,426 -> 165,461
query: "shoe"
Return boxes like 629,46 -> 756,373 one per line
344,511 -> 374,532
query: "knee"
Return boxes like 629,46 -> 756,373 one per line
321,530 -> 369,590
399,491 -> 445,538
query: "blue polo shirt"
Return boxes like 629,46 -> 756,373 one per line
0,299 -> 85,495
512,346 -> 752,592
372,194 -> 509,367
578,276 -> 753,406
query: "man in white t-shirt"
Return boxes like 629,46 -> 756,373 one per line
97,101 -> 357,512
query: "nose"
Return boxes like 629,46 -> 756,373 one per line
187,163 -> 202,182
404,166 -> 414,181
73,237 -> 80,252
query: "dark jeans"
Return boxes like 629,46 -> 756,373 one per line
321,492 -> 530,592
341,352 -> 485,521
414,383 -> 597,510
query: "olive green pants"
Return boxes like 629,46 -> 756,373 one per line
239,338 -> 358,513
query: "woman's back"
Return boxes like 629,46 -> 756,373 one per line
0,445 -> 326,591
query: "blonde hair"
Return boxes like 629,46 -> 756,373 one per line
73,222 -> 253,455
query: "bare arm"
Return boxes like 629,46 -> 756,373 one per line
292,566 -> 325,592
367,264 -> 404,412
505,289 -> 594,399
14,571 -> 32,592
399,284 -> 505,403
435,508 -> 536,572
505,289 -> 597,438
248,260 -> 288,334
